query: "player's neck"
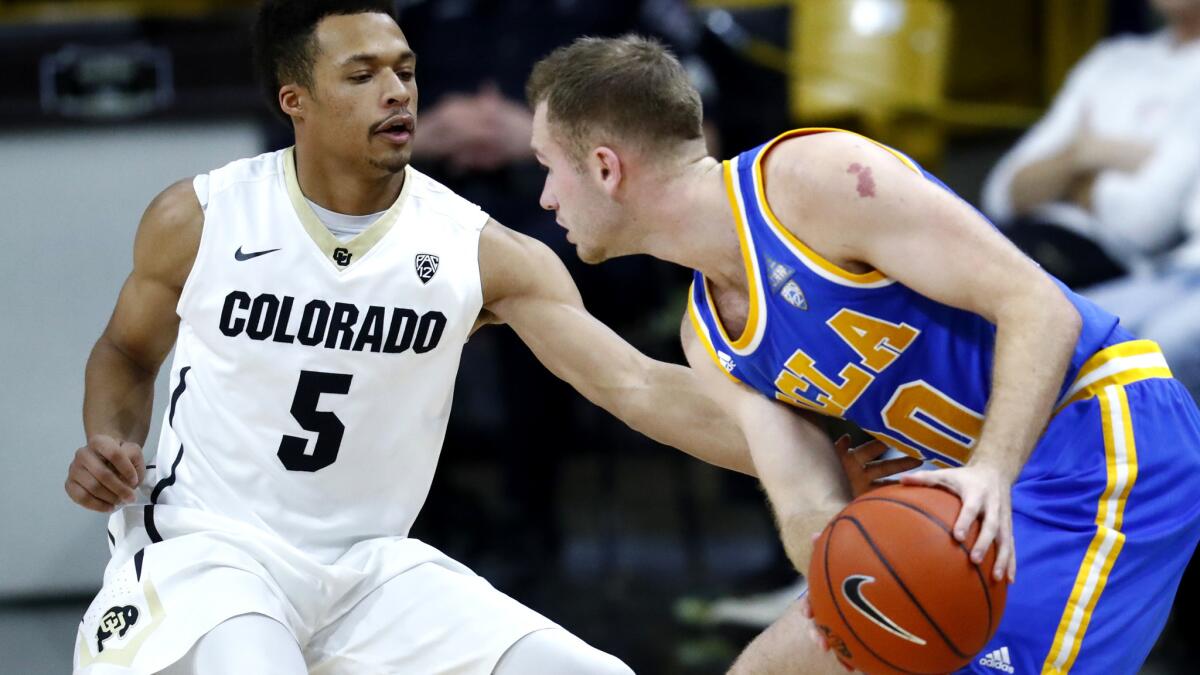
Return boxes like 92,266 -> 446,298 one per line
293,143 -> 407,216
637,157 -> 747,292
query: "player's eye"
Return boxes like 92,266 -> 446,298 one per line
349,73 -> 372,83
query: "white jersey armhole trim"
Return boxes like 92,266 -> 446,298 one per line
466,210 -> 491,343
177,174 -> 213,317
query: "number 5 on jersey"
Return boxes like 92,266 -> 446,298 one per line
278,370 -> 353,472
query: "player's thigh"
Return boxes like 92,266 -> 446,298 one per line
158,613 -> 305,675
75,536 -> 295,675
730,601 -> 848,675
493,627 -> 632,675
304,562 -> 558,675
963,380 -> 1200,674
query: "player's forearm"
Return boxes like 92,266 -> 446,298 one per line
619,361 -> 756,476
83,336 -> 157,445
971,288 -> 1082,481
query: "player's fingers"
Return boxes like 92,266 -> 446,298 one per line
898,471 -> 938,487
77,470 -> 123,506
834,434 -> 851,453
972,497 -> 1000,565
992,528 -> 1012,582
852,439 -> 889,462
953,489 -> 983,543
1008,532 -> 1018,583
865,457 -> 923,482
96,443 -> 139,487
126,443 -> 146,484
79,452 -> 134,503
67,477 -> 116,512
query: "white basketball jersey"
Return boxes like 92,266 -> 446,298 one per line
149,148 -> 486,562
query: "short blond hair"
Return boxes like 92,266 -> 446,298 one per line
527,35 -> 703,161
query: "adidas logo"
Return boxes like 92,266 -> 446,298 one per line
979,646 -> 1015,673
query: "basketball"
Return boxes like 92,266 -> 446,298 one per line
808,484 -> 1007,674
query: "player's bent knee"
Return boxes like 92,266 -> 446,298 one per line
493,627 -> 633,675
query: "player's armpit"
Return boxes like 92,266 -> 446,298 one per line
479,220 -> 753,475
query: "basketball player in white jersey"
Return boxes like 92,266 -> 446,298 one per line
60,2 -> 775,673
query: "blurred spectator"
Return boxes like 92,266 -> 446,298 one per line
1085,180 -> 1200,402
982,0 -> 1200,288
396,0 -> 712,586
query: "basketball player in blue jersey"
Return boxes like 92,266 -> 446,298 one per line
526,36 -> 1200,674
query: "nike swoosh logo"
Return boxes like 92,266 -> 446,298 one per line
234,246 -> 280,261
842,575 -> 927,645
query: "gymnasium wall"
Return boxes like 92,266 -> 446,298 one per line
0,121 -> 263,597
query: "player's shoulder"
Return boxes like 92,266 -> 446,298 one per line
405,165 -> 488,233
478,219 -> 554,276
477,219 -> 568,307
133,178 -> 204,286
143,178 -> 204,234
761,131 -> 910,214
766,130 -> 893,179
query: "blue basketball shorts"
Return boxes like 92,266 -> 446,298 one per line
960,340 -> 1200,674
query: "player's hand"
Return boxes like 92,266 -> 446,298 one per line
835,435 -> 923,497
65,435 -> 145,512
900,464 -> 1016,583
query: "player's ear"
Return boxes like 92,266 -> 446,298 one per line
279,84 -> 305,121
593,146 -> 622,196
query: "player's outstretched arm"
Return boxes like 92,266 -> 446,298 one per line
478,220 -> 755,475
680,319 -> 851,573
67,179 -> 201,512
767,132 -> 1083,582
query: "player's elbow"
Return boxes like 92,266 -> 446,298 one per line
1034,280 -> 1082,346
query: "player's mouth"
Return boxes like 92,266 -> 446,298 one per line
372,113 -> 415,145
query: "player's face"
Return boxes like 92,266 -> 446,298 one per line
531,104 -> 621,263
304,13 -> 418,173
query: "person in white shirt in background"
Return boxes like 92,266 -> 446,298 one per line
1083,182 -> 1200,402
982,0 -> 1200,289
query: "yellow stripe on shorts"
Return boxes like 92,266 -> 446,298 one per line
1041,384 -> 1139,674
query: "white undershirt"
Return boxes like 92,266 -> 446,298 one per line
305,198 -> 385,242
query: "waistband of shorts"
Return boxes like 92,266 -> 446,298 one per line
1055,339 -> 1173,411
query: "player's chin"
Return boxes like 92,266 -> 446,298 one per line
575,243 -> 608,265
369,147 -> 411,174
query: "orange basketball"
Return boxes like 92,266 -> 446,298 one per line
808,484 -> 1007,674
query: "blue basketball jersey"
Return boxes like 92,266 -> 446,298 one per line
694,130 -> 1200,674
687,128 -> 1127,467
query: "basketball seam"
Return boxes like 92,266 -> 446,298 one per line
839,515 -> 971,660
857,495 -> 998,636
824,517 -> 932,675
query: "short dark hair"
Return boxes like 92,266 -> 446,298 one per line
526,35 -> 703,162
253,0 -> 396,123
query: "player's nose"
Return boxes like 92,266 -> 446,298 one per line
383,73 -> 412,109
538,183 -> 557,212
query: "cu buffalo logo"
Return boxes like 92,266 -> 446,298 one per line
415,253 -> 439,284
332,247 -> 353,267
96,605 -> 139,652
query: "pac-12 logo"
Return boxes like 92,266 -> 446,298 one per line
333,247 -> 353,267
96,605 -> 139,652
415,253 -> 439,284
